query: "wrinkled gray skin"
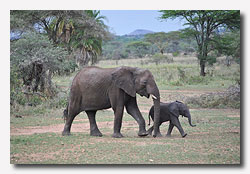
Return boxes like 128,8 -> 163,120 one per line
62,66 -> 161,138
147,101 -> 196,138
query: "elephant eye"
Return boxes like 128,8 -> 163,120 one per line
141,80 -> 147,85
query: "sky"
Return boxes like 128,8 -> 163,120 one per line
100,10 -> 186,36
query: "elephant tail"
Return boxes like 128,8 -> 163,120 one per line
63,103 -> 69,123
148,113 -> 151,126
148,107 -> 153,126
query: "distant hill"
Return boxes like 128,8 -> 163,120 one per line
126,29 -> 154,36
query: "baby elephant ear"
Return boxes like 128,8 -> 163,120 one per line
169,103 -> 180,117
111,66 -> 136,97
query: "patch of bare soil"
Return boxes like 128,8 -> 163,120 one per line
227,115 -> 240,118
10,121 -> 138,136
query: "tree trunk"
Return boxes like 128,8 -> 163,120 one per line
160,49 -> 164,55
200,60 -> 206,76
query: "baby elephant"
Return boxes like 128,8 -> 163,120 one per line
147,101 -> 196,138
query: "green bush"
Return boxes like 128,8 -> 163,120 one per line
185,85 -> 240,109
187,75 -> 210,85
10,32 -> 70,106
152,53 -> 173,65
47,92 -> 68,109
172,51 -> 180,57
10,66 -> 26,106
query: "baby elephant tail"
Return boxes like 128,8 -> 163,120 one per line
148,113 -> 151,126
148,106 -> 154,126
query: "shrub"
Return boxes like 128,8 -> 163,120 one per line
10,32 -> 69,106
172,51 -> 180,57
151,53 -> 173,65
185,85 -> 240,109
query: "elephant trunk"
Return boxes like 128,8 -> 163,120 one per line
187,114 -> 196,127
146,78 -> 162,137
153,98 -> 161,137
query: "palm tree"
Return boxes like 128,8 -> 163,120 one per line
85,10 -> 107,26
46,10 -> 108,66
71,10 -> 107,66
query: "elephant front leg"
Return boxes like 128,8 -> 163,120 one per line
112,106 -> 124,138
86,110 -> 102,137
125,98 -> 148,137
172,117 -> 187,138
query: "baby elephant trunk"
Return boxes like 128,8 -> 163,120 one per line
187,114 -> 196,127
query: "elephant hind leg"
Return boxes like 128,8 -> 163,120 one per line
62,99 -> 81,136
62,109 -> 79,136
166,122 -> 174,137
86,110 -> 103,137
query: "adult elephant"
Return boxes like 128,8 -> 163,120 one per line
62,66 -> 161,138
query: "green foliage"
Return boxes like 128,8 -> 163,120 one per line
46,92 -> 68,109
102,35 -> 145,59
59,59 -> 78,75
10,32 -> 69,105
10,66 -> 26,105
10,10 -> 110,66
125,41 -> 151,58
159,10 -> 240,76
102,30 -> 197,60
11,32 -> 68,71
151,53 -> 173,65
144,32 -> 169,54
213,30 -> 240,63
172,51 -> 180,57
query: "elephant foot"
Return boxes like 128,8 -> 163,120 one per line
146,131 -> 152,136
90,130 -> 103,137
62,131 -> 71,136
112,132 -> 124,138
138,130 -> 148,137
166,134 -> 171,137
153,132 -> 162,138
182,133 -> 187,138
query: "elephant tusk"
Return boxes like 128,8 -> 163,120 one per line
151,95 -> 157,100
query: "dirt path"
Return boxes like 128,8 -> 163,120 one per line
10,121 -> 137,136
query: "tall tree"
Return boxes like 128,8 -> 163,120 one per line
70,10 -> 109,66
159,10 -> 240,76
144,32 -> 169,55
126,41 -> 151,58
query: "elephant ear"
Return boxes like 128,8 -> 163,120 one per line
169,103 -> 180,118
111,66 -> 136,97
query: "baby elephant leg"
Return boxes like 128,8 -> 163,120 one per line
172,117 -> 187,138
147,126 -> 154,135
166,122 -> 174,137
147,123 -> 162,136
